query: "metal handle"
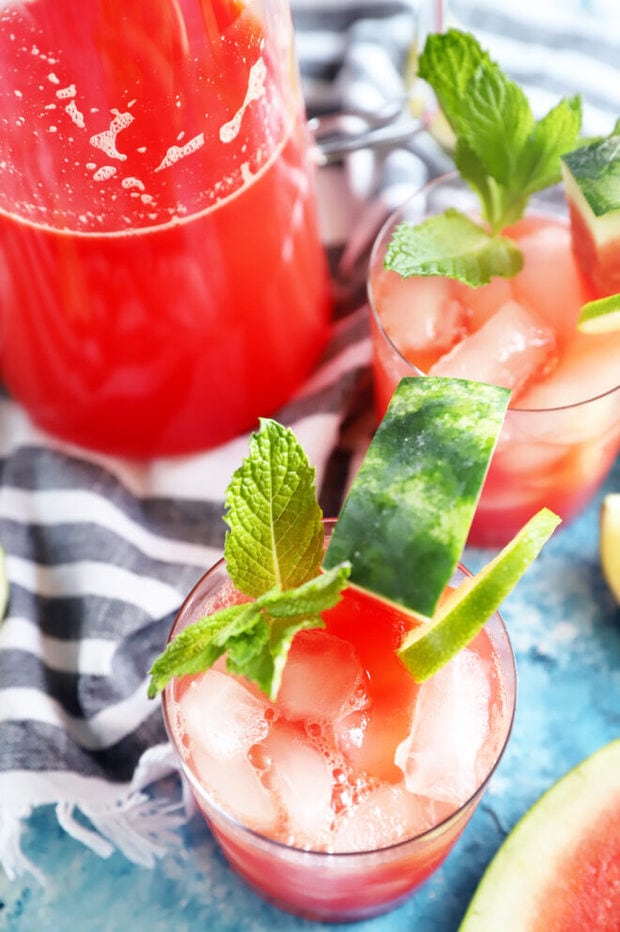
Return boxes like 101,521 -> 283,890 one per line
309,102 -> 425,166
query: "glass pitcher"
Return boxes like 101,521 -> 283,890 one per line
0,0 -> 331,456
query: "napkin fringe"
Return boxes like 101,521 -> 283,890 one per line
0,744 -> 187,882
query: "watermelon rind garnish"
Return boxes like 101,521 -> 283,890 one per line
322,376 -> 510,620
562,135 -> 620,294
459,739 -> 620,930
562,134 -> 620,218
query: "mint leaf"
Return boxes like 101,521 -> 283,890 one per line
148,563 -> 351,699
224,418 -> 324,597
418,29 -> 582,233
417,28 -> 490,138
226,562 -> 352,699
515,95 -> 583,198
148,420 -> 352,699
147,601 -> 261,698
384,209 -> 523,285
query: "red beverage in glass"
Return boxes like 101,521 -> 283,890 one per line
162,522 -> 516,922
0,0 -> 330,455
368,174 -> 620,547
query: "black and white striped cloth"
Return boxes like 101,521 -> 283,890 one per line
1,0 -> 619,880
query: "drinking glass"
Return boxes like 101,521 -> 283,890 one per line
162,520 -> 516,922
368,173 -> 620,547
0,0 -> 330,456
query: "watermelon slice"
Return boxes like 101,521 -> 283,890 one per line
459,739 -> 620,930
562,134 -> 620,296
322,376 -> 511,620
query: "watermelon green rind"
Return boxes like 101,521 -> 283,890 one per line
398,507 -> 561,682
459,739 -> 620,930
561,135 -> 620,218
322,376 -> 510,620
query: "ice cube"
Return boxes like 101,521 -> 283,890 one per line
518,329 -> 620,418
190,743 -> 279,834
394,648 -> 491,807
376,272 -> 468,356
179,668 -> 272,760
454,276 -> 514,331
335,686 -> 419,783
429,298 -> 557,399
261,721 -> 334,844
511,219 -> 591,339
331,783 -> 432,853
277,630 -> 369,723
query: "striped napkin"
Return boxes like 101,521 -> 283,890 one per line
1,0 -> 618,881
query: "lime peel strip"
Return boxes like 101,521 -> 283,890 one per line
577,292 -> 620,333
397,507 -> 562,682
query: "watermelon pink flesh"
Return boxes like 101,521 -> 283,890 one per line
530,803 -> 620,930
567,199 -> 620,297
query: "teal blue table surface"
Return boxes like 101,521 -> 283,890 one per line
2,456 -> 618,932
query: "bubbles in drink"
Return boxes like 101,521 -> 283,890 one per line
331,783 -> 433,854
260,721 -> 335,846
179,668 -> 274,761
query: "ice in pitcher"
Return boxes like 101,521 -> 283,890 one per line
172,585 -> 509,852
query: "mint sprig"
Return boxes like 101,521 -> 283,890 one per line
147,420 -> 351,700
385,209 -> 523,286
420,29 -> 582,233
386,29 -> 583,286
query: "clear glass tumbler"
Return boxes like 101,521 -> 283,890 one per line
162,520 -> 516,922
368,173 -> 620,547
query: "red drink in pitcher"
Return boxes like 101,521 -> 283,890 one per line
0,0 -> 330,455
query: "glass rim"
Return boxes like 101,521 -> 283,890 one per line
366,170 -> 620,413
161,520 -> 518,860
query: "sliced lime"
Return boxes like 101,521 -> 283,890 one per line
577,292 -> 620,333
323,376 -> 511,620
600,493 -> 620,603
398,508 -> 561,682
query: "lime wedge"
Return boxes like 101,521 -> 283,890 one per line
600,493 -> 620,603
323,376 -> 510,619
577,293 -> 620,333
398,508 -> 561,682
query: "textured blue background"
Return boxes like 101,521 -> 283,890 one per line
2,456 -> 618,932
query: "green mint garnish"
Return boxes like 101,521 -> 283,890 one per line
385,209 -> 523,286
224,417 -> 324,596
386,29 -> 583,286
147,419 -> 351,700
